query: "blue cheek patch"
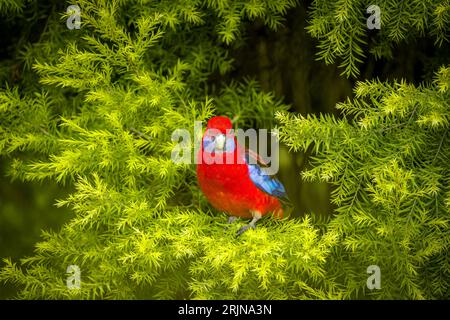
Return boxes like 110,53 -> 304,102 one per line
203,136 -> 215,153
225,137 -> 235,152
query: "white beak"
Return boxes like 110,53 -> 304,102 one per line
214,134 -> 226,150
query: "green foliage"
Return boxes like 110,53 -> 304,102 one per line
0,0 -> 449,300
277,66 -> 450,299
307,0 -> 450,77
0,0 -> 28,14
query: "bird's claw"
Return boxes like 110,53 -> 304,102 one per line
224,216 -> 238,230
236,223 -> 256,237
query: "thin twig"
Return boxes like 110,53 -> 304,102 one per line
432,128 -> 448,164
39,126 -> 50,136
129,127 -> 152,141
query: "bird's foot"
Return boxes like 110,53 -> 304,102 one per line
236,223 -> 256,236
236,211 -> 261,237
224,216 -> 238,230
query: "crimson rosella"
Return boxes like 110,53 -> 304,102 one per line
196,116 -> 287,236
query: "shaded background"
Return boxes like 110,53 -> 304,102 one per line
1,2 -> 449,298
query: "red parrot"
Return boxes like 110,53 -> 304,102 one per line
196,116 -> 288,236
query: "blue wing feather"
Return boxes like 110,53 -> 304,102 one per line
245,151 -> 287,199
247,163 -> 287,198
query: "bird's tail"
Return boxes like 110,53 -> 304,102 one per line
273,206 -> 284,219
273,196 -> 294,219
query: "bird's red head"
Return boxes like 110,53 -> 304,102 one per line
206,116 -> 233,134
